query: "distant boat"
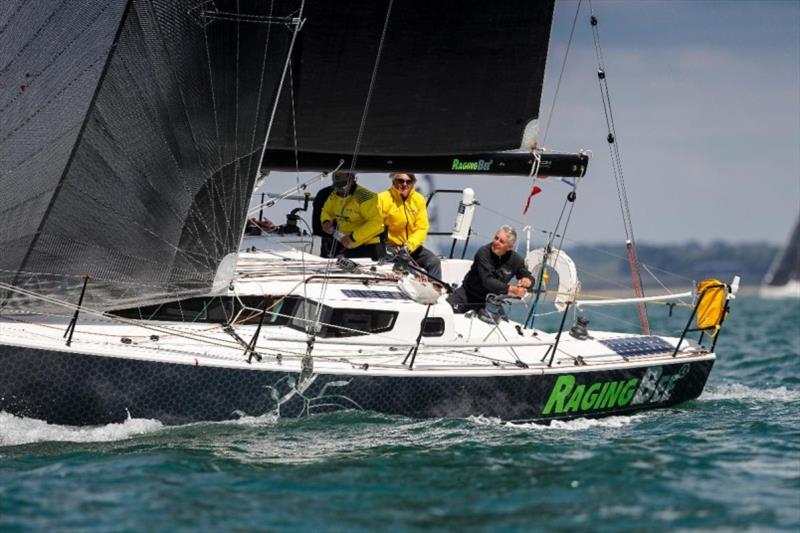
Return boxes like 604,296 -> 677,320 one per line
759,215 -> 800,299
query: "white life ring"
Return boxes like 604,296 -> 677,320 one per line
525,247 -> 581,311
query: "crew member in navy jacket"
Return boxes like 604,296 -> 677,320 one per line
447,225 -> 534,313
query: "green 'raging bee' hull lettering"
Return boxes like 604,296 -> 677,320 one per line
543,375 -> 638,415
542,364 -> 695,416
451,158 -> 493,171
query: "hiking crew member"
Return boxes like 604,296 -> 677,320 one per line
377,172 -> 442,281
320,172 -> 384,260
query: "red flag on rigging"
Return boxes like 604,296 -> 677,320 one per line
523,185 -> 542,214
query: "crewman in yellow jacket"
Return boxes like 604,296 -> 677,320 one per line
321,172 -> 384,260
377,173 -> 442,281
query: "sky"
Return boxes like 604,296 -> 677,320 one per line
259,0 -> 800,247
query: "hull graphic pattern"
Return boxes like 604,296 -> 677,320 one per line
0,345 -> 713,426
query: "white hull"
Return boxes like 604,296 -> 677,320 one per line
0,236 -> 718,425
759,279 -> 800,299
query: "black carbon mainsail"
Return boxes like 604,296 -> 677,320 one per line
1,0 -> 581,311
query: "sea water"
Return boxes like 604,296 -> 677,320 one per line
1,296 -> 798,531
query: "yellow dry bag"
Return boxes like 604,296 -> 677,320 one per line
695,279 -> 727,332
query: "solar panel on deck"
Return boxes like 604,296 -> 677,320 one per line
341,289 -> 410,300
600,336 -> 673,357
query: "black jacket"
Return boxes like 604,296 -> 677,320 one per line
462,244 -> 534,304
311,185 -> 335,237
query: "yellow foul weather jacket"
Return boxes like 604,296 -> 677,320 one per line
320,185 -> 383,246
377,187 -> 429,252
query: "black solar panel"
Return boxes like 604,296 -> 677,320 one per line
600,336 -> 673,357
341,289 -> 410,300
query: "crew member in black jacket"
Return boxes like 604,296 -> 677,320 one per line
311,184 -> 335,257
447,225 -> 535,313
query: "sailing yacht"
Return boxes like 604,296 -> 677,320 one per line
0,1 -> 736,426
759,215 -> 800,298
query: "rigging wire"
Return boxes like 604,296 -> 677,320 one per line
541,0 -> 583,147
348,0 -> 395,173
587,0 -> 649,333
640,262 -> 692,305
587,1 -> 636,249
286,54 -> 313,314
518,1 -> 587,326
254,1 -> 306,182
232,0 -> 243,248
309,0 -> 396,350
243,0 -> 276,215
476,204 -> 529,229
201,16 -> 230,246
232,0 -> 316,350
524,182 -> 580,328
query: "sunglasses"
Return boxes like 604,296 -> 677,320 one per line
393,178 -> 414,186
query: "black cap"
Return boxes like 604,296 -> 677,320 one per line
332,172 -> 356,189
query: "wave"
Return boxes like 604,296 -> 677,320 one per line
218,410 -> 281,426
701,383 -> 800,402
0,411 -> 164,447
468,413 -> 645,431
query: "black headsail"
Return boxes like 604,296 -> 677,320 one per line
1,0 -> 298,310
0,0 -> 585,312
263,0 -> 587,177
